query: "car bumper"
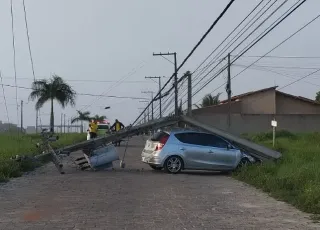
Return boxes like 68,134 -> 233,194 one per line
141,152 -> 163,166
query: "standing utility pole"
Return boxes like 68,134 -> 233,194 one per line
20,100 -> 23,133
226,53 -> 232,129
138,108 -> 147,123
36,110 -> 38,133
153,52 -> 178,115
141,91 -> 154,120
139,101 -> 149,122
60,113 -> 63,133
145,76 -> 163,118
187,72 -> 192,117
63,114 -> 66,133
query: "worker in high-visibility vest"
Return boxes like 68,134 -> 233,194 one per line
89,119 -> 98,139
110,119 -> 125,146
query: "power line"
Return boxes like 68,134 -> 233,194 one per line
156,0 -> 263,116
233,64 -> 320,87
10,0 -> 20,130
0,76 -> 151,84
192,0 -> 307,100
150,1 -> 238,117
235,63 -> 320,70
191,0 -> 273,85
22,0 -> 43,129
193,0 -> 298,97
79,61 -> 147,112
173,0 -> 276,110
198,12 -> 319,104
0,83 -> 148,100
234,55 -> 320,59
230,13 -> 320,87
22,0 -> 36,81
132,0 -> 237,126
278,68 -> 320,90
192,0 -> 266,77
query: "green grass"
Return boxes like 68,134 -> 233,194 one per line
234,130 -> 320,215
0,133 -> 86,182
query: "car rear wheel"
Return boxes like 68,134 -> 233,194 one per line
164,156 -> 183,174
149,165 -> 162,170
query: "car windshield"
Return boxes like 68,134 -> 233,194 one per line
98,125 -> 109,130
151,131 -> 169,141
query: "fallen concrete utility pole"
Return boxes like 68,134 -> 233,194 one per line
180,115 -> 281,161
56,116 -> 180,154
34,114 -> 281,173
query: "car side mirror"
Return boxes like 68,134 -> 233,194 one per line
227,144 -> 232,150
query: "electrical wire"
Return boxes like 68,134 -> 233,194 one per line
190,0 -> 273,87
278,68 -> 320,90
233,55 -> 320,59
22,0 -> 43,130
0,76 -> 150,84
173,0 -> 275,110
10,0 -> 20,131
212,68 -> 320,113
23,0 -> 36,81
192,0 -> 297,99
234,63 -> 320,70
0,83 -> 148,100
233,64 -> 320,87
133,0 -> 237,126
197,12 -> 320,104
79,61 -> 147,112
192,0 -> 307,102
154,0 -> 268,115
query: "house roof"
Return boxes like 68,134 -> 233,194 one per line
219,86 -> 320,105
276,91 -> 320,105
219,86 -> 278,104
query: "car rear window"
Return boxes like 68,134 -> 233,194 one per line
98,125 -> 109,130
151,131 -> 169,141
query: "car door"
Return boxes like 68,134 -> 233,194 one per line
174,132 -> 214,170
206,134 -> 239,170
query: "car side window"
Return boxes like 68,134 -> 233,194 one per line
175,133 -> 209,146
206,134 -> 229,149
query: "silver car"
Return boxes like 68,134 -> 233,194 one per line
141,130 -> 255,174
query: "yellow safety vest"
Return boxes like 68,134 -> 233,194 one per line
115,122 -> 121,131
91,123 -> 98,133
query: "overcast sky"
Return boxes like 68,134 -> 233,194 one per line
0,0 -> 320,128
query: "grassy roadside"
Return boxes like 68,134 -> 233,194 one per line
233,131 -> 320,216
0,133 -> 86,182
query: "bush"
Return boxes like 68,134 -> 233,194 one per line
234,132 -> 320,214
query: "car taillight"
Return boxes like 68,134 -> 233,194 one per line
155,136 -> 169,151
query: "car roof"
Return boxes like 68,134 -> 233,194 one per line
161,129 -> 209,135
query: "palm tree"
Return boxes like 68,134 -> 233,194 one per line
71,110 -> 91,133
91,115 -> 107,122
29,75 -> 76,132
194,92 -> 222,109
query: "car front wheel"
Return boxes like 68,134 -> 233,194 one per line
236,157 -> 251,170
164,156 -> 183,174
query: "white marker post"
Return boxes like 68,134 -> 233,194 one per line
271,119 -> 277,147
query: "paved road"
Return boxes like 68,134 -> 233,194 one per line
0,136 -> 319,230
